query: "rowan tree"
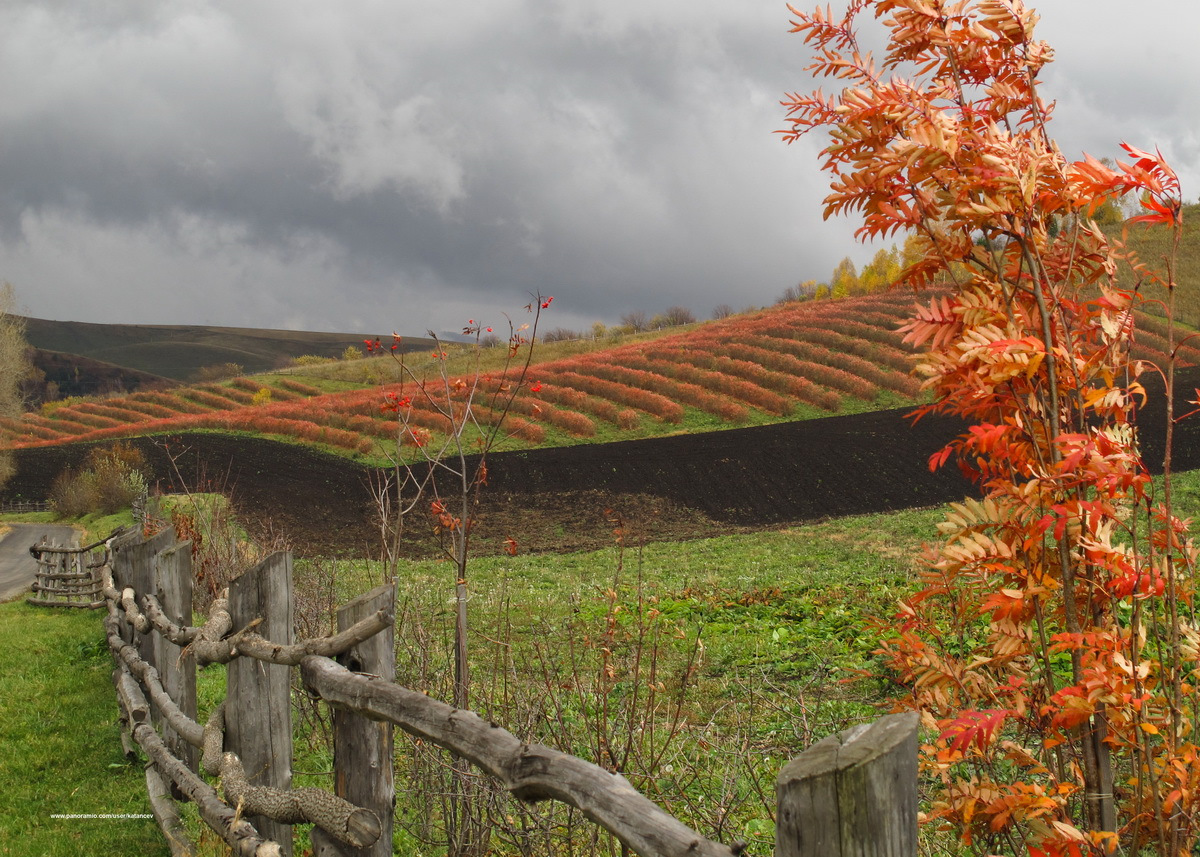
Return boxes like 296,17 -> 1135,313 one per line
783,1 -> 1187,855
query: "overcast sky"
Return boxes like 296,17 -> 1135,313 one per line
2,1 -> 1196,336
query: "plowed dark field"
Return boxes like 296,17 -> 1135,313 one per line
7,369 -> 1200,557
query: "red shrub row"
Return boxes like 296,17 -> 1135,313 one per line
627,353 -> 784,417
709,341 -> 877,400
659,347 -> 840,411
49,409 -> 125,429
179,389 -> 242,411
137,392 -> 209,415
523,383 -> 627,425
274,379 -> 323,397
199,384 -> 256,406
751,321 -> 913,373
118,400 -> 181,419
739,335 -> 919,397
552,368 -> 684,423
505,397 -> 596,437
217,414 -> 365,451
587,358 -> 746,421
230,376 -> 262,393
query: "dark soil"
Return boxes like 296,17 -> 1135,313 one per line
7,369 -> 1200,558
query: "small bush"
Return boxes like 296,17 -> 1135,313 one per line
193,363 -> 244,383
291,355 -> 330,367
49,442 -> 149,517
40,396 -> 89,417
251,387 -> 273,406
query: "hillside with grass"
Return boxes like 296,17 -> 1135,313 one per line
20,316 -> 439,382
1114,201 -> 1200,324
6,288 -> 1200,463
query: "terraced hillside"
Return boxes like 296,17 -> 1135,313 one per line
4,292 -> 918,453
5,291 -> 1199,460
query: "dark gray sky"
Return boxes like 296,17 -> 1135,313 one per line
3,1 -> 1196,336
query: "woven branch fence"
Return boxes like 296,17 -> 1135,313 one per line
27,534 -> 109,608
37,529 -> 920,857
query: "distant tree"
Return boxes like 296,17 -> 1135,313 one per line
776,285 -> 803,304
711,303 -> 735,320
620,310 -> 649,332
813,284 -> 831,300
591,321 -> 608,339
859,246 -> 902,293
0,284 -> 28,489
540,327 -> 581,343
829,256 -> 860,298
342,345 -> 363,361
660,305 -> 696,326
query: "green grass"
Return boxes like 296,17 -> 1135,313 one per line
0,601 -> 165,857
1114,202 -> 1200,326
13,468 -> 1200,853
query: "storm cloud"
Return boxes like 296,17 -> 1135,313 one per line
2,0 -> 1196,335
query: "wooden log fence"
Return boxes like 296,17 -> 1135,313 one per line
50,529 -> 922,857
0,499 -> 49,513
27,534 -> 110,608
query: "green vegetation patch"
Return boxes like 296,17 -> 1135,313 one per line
0,601 -> 165,857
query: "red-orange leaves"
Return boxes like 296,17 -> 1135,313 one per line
785,0 -> 1190,853
898,294 -> 961,352
941,708 -> 1010,757
1069,144 -> 1183,227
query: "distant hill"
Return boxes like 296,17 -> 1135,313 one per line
25,349 -> 175,405
19,317 -> 436,382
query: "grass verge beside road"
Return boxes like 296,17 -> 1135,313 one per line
0,600 -> 165,857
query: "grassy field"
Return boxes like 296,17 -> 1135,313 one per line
8,466 -> 1200,854
0,498 -> 944,856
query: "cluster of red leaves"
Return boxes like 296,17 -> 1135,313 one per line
784,1 -> 1191,855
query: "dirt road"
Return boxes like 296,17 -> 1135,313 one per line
0,523 -> 78,602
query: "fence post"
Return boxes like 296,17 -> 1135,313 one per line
155,542 -> 197,772
226,551 -> 295,857
112,529 -> 175,652
775,712 -> 918,857
311,583 -> 396,857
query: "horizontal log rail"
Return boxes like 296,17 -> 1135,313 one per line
102,570 -> 384,851
301,655 -> 739,857
94,531 -> 918,857
114,669 -> 282,857
109,566 -> 394,667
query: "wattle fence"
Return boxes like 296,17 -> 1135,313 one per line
35,528 -> 920,857
27,534 -> 107,608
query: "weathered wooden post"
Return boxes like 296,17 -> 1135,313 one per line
226,552 -> 295,856
112,529 -> 175,652
775,712 -> 919,857
311,583 -> 396,857
155,542 -> 197,771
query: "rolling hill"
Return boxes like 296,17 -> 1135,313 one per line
5,289 -> 1200,461
19,316 -> 438,381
